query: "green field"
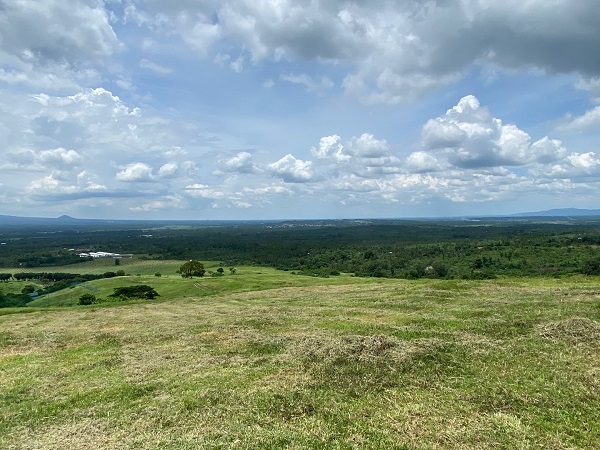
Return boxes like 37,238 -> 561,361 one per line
1,263 -> 599,449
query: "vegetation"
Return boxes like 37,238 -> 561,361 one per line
1,276 -> 599,448
78,293 -> 97,305
108,285 -> 160,300
0,219 -> 599,447
1,218 -> 600,279
177,260 -> 206,278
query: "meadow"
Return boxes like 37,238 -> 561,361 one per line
1,258 -> 599,449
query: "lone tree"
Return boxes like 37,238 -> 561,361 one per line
178,260 -> 205,278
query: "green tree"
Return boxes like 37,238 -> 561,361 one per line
178,260 -> 205,278
21,285 -> 36,295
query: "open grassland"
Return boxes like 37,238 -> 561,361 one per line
1,275 -> 600,449
12,261 -> 374,308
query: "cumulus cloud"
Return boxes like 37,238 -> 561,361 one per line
3,1 -> 600,105
541,152 -> 600,178
310,133 -> 401,177
419,95 -> 566,169
219,152 -> 258,174
311,135 -> 350,162
267,154 -> 315,183
38,148 -> 83,167
155,0 -> 599,103
0,0 -> 120,64
558,105 -> 600,132
116,162 -> 154,182
406,152 -> 442,173
157,163 -> 178,178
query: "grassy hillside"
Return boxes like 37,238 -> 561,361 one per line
14,262 -> 373,308
1,275 -> 599,449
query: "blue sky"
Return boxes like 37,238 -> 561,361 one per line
1,0 -> 599,220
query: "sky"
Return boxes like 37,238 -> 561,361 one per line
1,0 -> 600,220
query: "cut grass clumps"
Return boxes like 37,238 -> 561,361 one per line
291,334 -> 462,390
537,317 -> 600,344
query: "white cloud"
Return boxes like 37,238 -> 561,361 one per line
311,135 -> 350,162
219,152 -> 258,173
0,0 -> 120,65
230,55 -> 245,73
558,105 -> 600,132
38,148 -> 83,167
543,152 -> 600,178
420,95 -> 566,168
267,154 -> 315,183
280,73 -> 334,93
130,195 -> 185,212
157,162 -> 178,178
406,152 -> 442,173
347,133 -> 390,158
139,58 -> 173,74
184,184 -> 225,199
576,77 -> 600,103
116,162 -> 154,182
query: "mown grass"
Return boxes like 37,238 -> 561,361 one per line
1,275 -> 599,449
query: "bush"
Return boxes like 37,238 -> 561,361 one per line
21,285 -> 36,295
108,285 -> 159,300
78,293 -> 97,305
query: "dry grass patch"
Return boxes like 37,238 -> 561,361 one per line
537,317 -> 600,343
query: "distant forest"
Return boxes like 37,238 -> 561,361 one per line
1,218 -> 600,279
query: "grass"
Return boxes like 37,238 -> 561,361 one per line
1,272 -> 599,448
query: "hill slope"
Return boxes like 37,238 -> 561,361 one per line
1,276 -> 599,449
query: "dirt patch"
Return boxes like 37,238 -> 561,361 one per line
536,317 -> 600,343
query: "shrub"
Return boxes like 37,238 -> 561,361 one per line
78,293 -> 97,305
108,285 -> 159,300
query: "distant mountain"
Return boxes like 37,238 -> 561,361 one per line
0,214 -> 88,226
513,208 -> 600,217
55,215 -> 81,222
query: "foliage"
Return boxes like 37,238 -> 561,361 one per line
21,285 -> 36,295
581,258 -> 600,275
2,219 -> 600,280
78,293 -> 97,305
108,285 -> 159,300
0,292 -> 30,308
178,260 -> 205,278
